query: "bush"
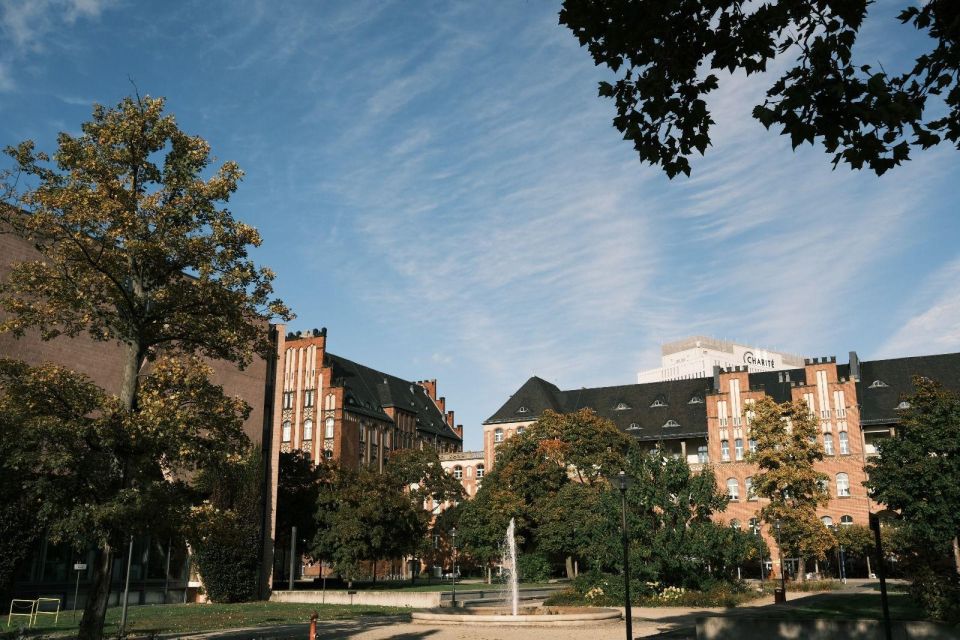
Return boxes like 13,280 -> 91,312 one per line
190,449 -> 263,603
546,574 -> 763,608
910,566 -> 960,623
516,552 -> 554,582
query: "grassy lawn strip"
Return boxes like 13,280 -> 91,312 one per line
8,602 -> 410,638
775,592 -> 927,621
300,580 -> 560,592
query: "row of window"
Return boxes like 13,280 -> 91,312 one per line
451,464 -> 485,480
492,425 -> 525,443
726,473 -> 851,501
282,389 -> 317,410
281,416 -> 336,443
731,515 -> 855,530
718,432 -> 849,462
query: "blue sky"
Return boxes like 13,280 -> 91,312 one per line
1,0 -> 958,451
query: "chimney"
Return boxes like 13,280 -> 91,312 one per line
712,365 -> 721,391
438,396 -> 446,413
848,351 -> 861,381
446,410 -> 455,428
454,424 -> 463,438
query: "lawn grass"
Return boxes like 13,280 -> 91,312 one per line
773,592 -> 928,621
2,601 -> 410,638
300,580 -> 560,592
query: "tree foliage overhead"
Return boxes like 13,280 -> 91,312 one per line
559,0 -> 960,177
747,397 -> 834,573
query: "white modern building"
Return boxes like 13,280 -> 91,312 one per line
638,336 -> 805,383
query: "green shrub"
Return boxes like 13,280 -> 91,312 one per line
910,566 -> 960,623
190,449 -> 263,603
516,552 -> 553,582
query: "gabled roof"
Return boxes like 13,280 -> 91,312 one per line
484,376 -> 711,441
858,352 -> 960,425
326,352 -> 462,442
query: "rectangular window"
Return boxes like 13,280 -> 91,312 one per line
735,438 -> 744,461
721,440 -> 730,462
748,438 -> 757,454
824,434 -> 834,455
839,431 -> 849,454
283,391 -> 293,410
304,389 -> 314,407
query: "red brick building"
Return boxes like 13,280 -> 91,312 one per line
485,350 -> 960,577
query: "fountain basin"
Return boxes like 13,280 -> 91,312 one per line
411,606 -> 621,626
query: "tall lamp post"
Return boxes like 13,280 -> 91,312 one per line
830,525 -> 847,584
752,522 -> 765,586
774,519 -> 786,603
617,471 -> 632,640
450,527 -> 458,608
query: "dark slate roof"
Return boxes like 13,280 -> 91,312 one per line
485,376 -> 712,441
858,352 -> 960,425
747,368 -> 805,403
326,352 -> 462,442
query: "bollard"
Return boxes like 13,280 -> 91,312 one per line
309,611 -> 318,640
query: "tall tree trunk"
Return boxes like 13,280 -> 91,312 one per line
80,342 -> 145,640
77,545 -> 112,640
953,537 -> 960,575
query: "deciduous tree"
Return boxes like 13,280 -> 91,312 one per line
559,0 -> 959,177
747,397 -> 833,580
0,95 -> 290,640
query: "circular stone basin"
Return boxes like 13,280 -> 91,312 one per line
411,606 -> 621,626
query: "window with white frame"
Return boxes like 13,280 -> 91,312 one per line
730,519 -> 741,530
748,438 -> 757,454
304,389 -> 315,407
323,449 -> 332,460
836,473 -> 850,497
476,464 -> 484,479
824,434 -> 834,455
282,420 -> 291,442
735,438 -> 744,460
727,478 -> 740,501
698,445 -> 708,463
745,476 -> 756,500
494,428 -> 504,443
840,515 -> 853,526
453,465 -> 463,480
721,440 -> 730,461
325,417 -> 335,439
283,391 -> 294,410
839,431 -> 849,454
303,418 -> 313,440
821,516 -> 833,527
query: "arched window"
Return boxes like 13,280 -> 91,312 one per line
323,449 -> 333,460
745,476 -> 756,500
840,515 -> 854,526
735,438 -> 744,460
721,440 -> 730,461
896,401 -> 910,410
282,420 -> 291,443
663,419 -> 680,428
517,406 -> 529,414
453,465 -> 463,480
494,428 -> 504,443
749,517 -> 760,533
517,426 -> 526,435
836,473 -> 850,497
818,478 -> 829,496
823,434 -> 834,455
821,516 -> 834,527
730,519 -> 741,530
697,445 -> 708,463
303,418 -> 313,440
325,417 -> 335,439
727,478 -> 740,501
476,464 -> 485,479
839,431 -> 849,454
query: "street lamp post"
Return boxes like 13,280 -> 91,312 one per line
617,471 -> 632,640
752,523 -> 764,586
451,527 -> 458,608
774,520 -> 786,603
830,525 -> 847,584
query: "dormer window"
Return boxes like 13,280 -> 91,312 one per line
650,398 -> 667,408
869,380 -> 889,388
517,406 -> 529,414
627,423 -> 641,431
688,395 -> 703,404
615,402 -> 630,411
663,420 -> 680,428
896,401 -> 911,410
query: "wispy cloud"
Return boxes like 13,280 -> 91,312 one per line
877,257 -> 960,357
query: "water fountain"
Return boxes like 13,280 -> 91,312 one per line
410,518 -> 620,627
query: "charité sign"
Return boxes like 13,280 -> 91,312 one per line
743,351 -> 777,368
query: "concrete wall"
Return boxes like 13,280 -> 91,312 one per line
271,589 -> 441,608
697,616 -> 959,640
